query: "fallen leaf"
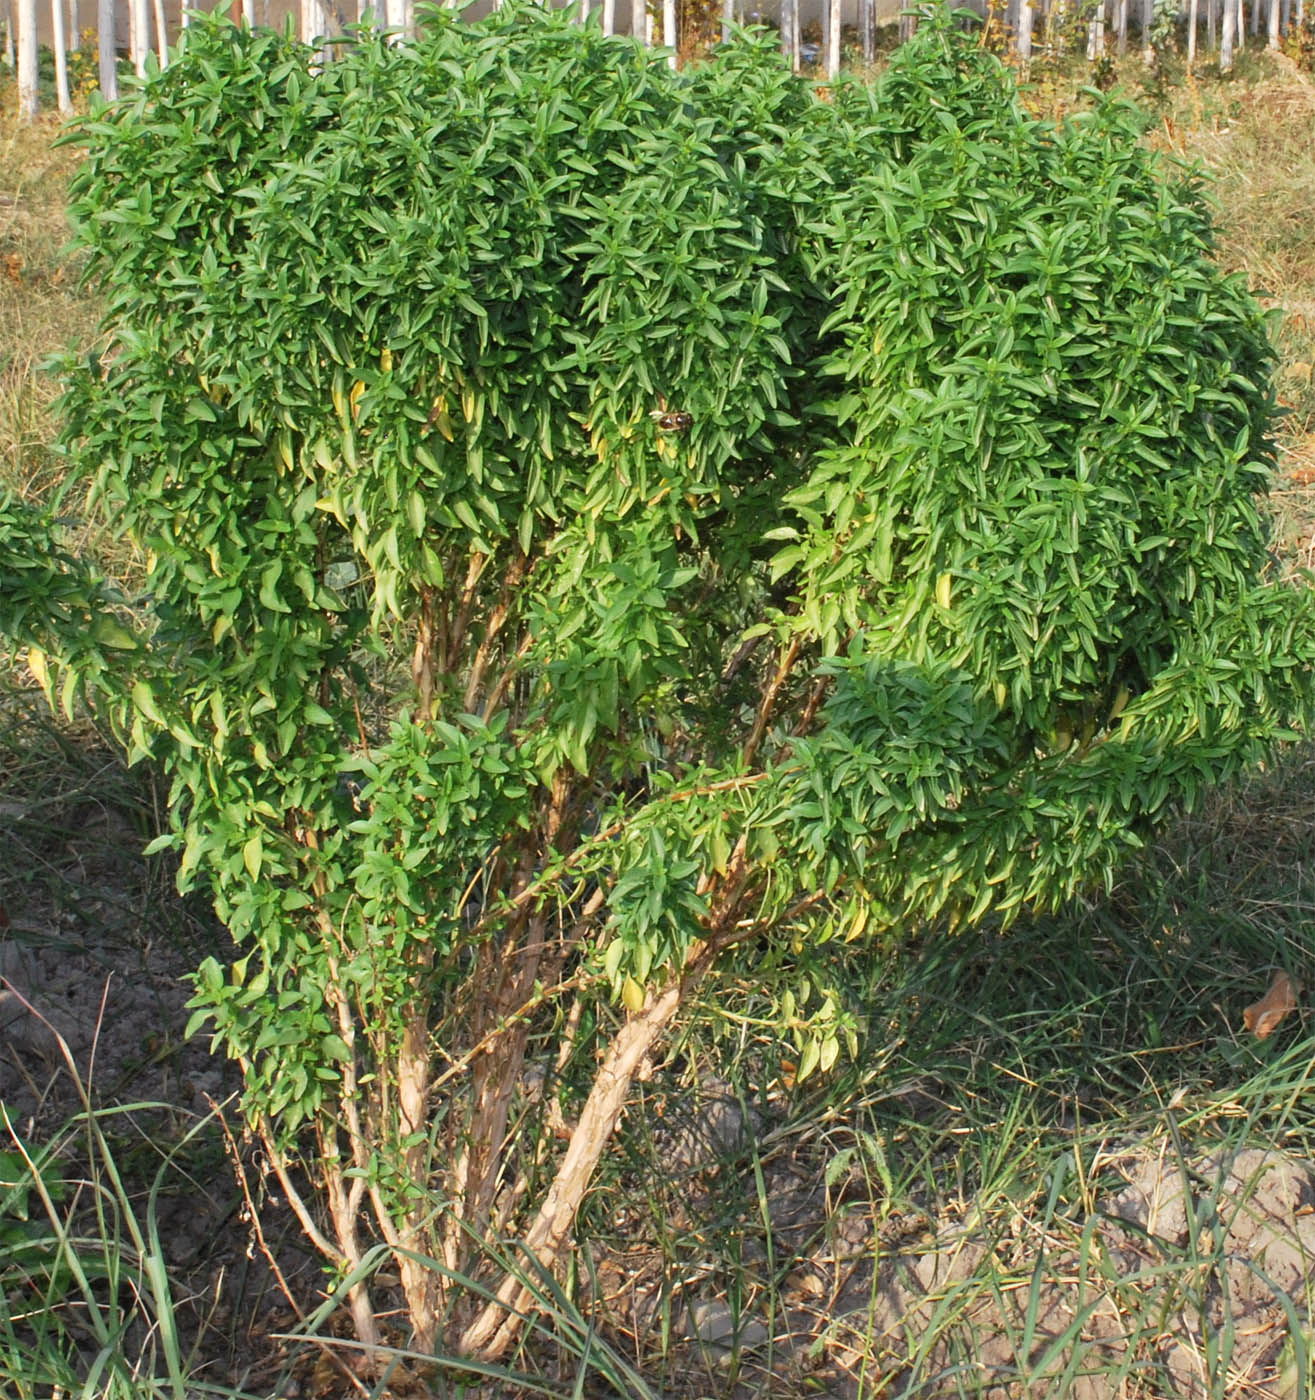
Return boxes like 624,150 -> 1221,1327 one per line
1243,971 -> 1300,1040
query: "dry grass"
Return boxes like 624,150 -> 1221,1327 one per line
0,107 -> 92,506
1150,53 -> 1315,573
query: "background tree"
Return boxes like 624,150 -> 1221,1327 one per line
16,0 -> 35,116
97,0 -> 117,99
8,2 -> 1314,1365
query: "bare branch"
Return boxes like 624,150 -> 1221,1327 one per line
742,633 -> 803,767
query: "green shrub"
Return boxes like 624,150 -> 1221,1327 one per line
3,0 -> 1312,1360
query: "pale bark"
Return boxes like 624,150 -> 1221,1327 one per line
460,943 -> 716,1360
51,0 -> 72,113
780,0 -> 797,68
3,1 -> 13,71
1116,0 -> 1127,51
1268,0 -> 1280,46
151,0 -> 166,65
96,0 -> 115,96
1237,0 -> 1246,48
1220,0 -> 1235,68
301,0 -> 328,44
602,0 -> 613,32
1207,0 -> 1215,49
826,0 -> 840,76
722,0 -> 733,42
631,0 -> 644,42
1188,0 -> 1198,60
130,0 -> 149,75
1086,0 -> 1105,56
1017,0 -> 1034,60
859,0 -> 874,62
16,0 -> 36,118
663,0 -> 674,64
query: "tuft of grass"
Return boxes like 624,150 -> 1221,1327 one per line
0,1003 -> 260,1399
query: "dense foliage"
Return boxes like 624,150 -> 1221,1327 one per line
4,1 -> 1313,1354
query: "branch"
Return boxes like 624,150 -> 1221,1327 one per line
447,549 -> 489,664
464,554 -> 528,711
460,937 -> 719,1359
742,633 -> 803,767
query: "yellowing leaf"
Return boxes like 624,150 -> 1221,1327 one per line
350,379 -> 365,421
935,572 -> 952,609
242,834 -> 263,880
26,646 -> 49,695
380,346 -> 392,373
847,904 -> 869,942
621,976 -> 645,1014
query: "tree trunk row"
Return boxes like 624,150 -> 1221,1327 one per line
10,0 -> 1299,121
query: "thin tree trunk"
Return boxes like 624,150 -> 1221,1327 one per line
130,0 -> 149,74
51,0 -> 72,111
602,0 -> 613,32
96,0 -> 115,96
631,0 -> 644,42
722,0 -> 733,42
1281,0 -> 1290,38
780,0 -> 795,68
1116,0 -> 1127,51
1087,0 -> 1105,56
663,0 -> 675,63
301,0 -> 328,43
1017,0 -> 1034,59
3,0 -> 13,70
1250,0 -> 1260,32
460,943 -> 717,1361
1188,0 -> 1198,60
16,0 -> 36,117
67,0 -> 77,49
826,0 -> 840,74
1237,0 -> 1246,47
1221,0 -> 1235,67
151,0 -> 166,65
1207,0 -> 1215,48
579,0 -> 589,20
1268,0 -> 1280,44
860,0 -> 874,61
